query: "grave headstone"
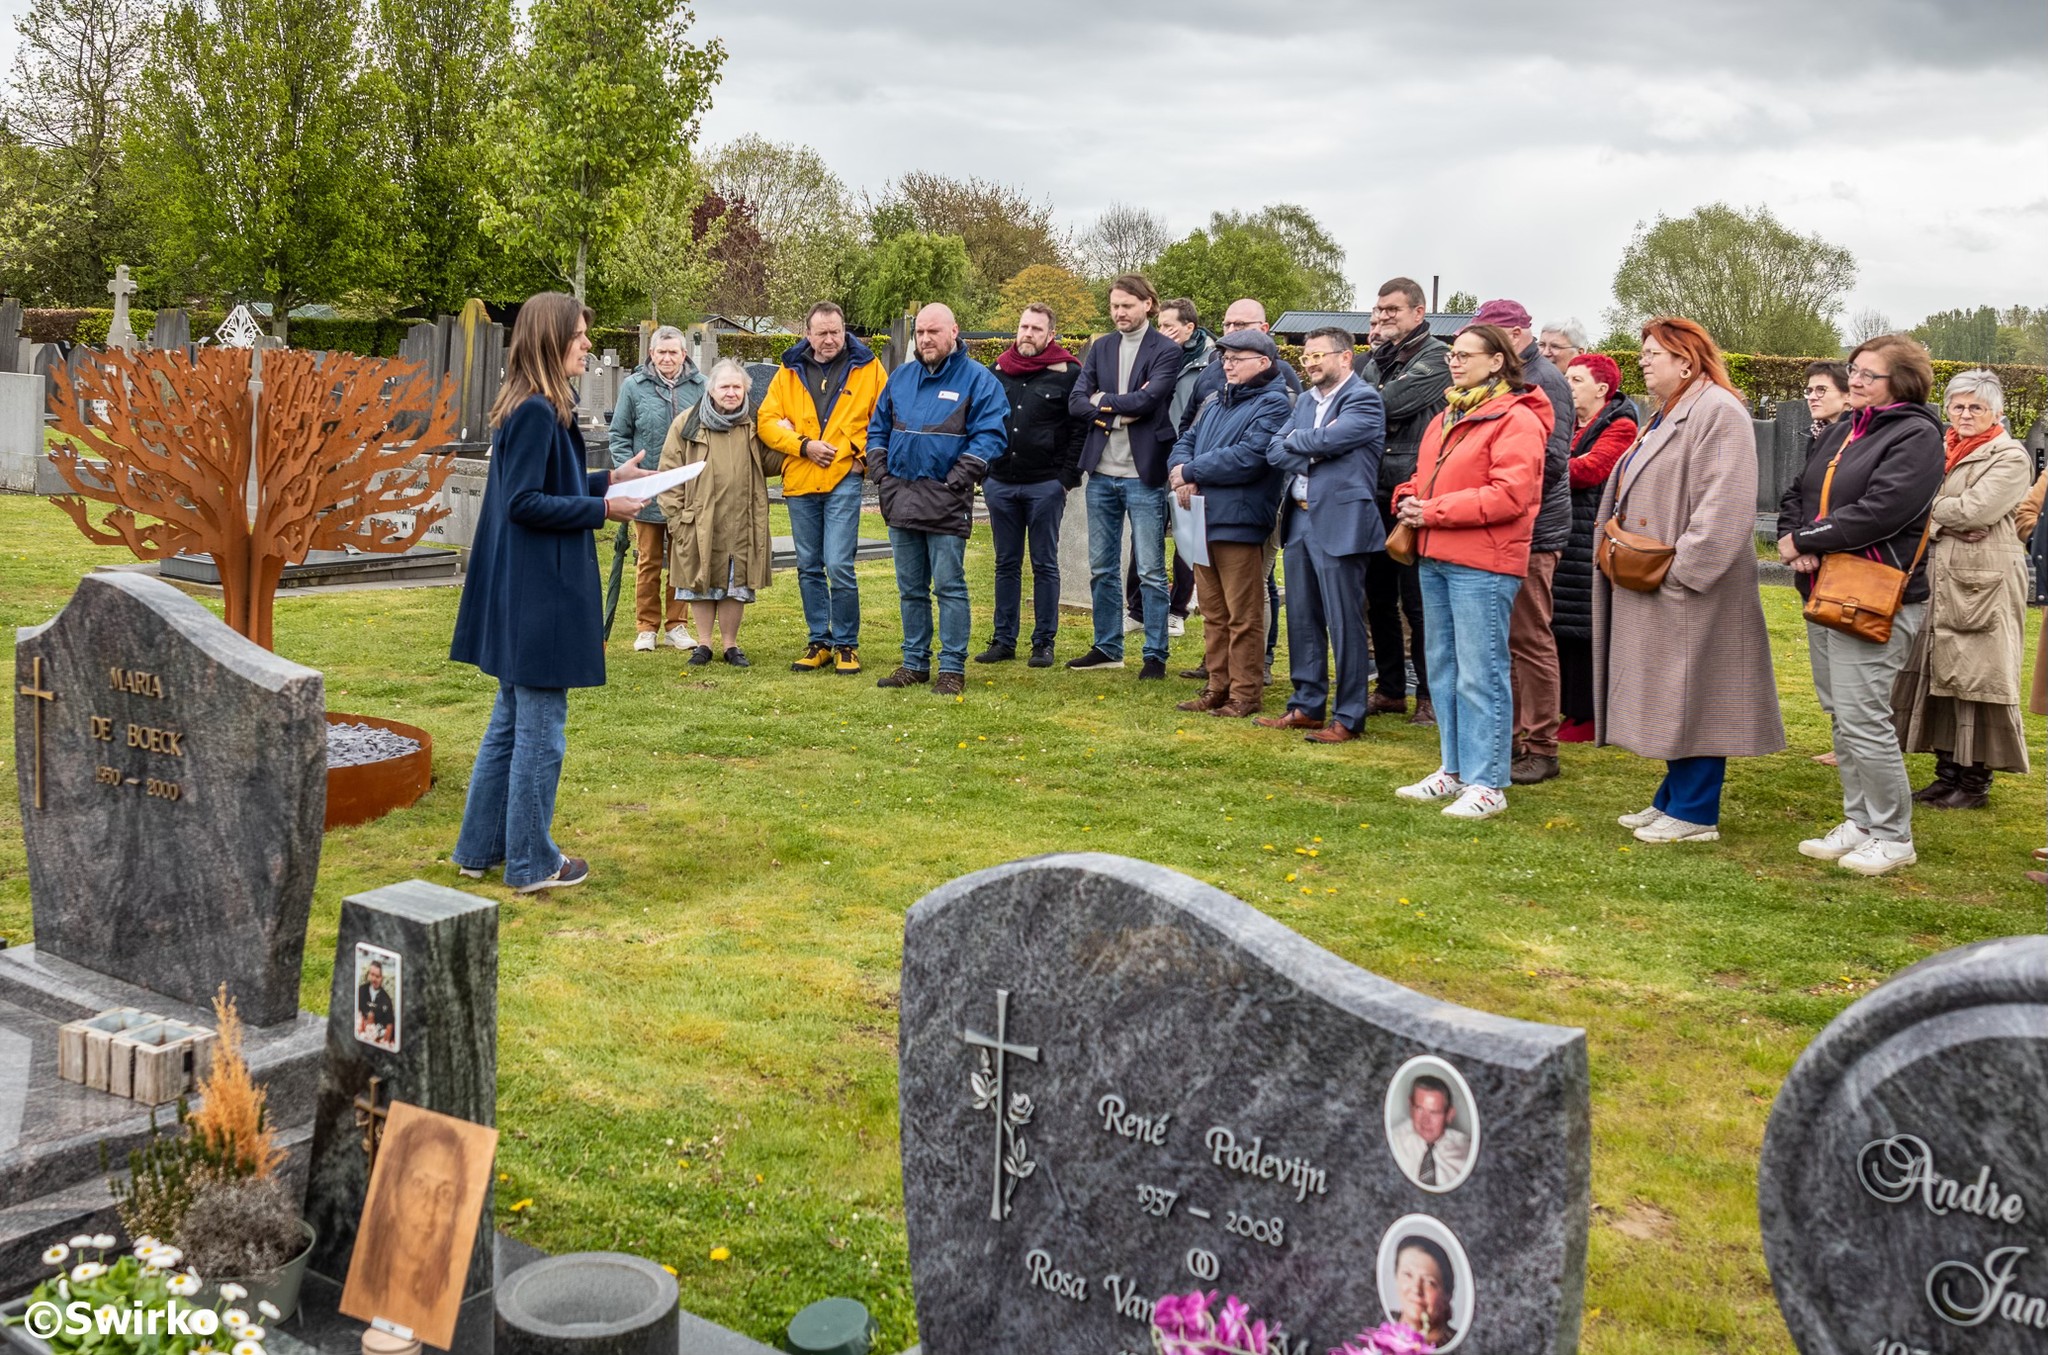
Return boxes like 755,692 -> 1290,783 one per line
105,264 -> 138,352
13,572 -> 325,1026
148,306 -> 191,354
0,294 -> 23,372
898,854 -> 1591,1355
454,298 -> 500,442
1759,935 -> 2048,1354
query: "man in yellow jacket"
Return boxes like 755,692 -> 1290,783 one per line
757,301 -> 887,674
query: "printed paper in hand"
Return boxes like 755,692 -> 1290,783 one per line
605,461 -> 704,501
1172,494 -> 1209,567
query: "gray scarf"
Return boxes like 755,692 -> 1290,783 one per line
688,396 -> 746,437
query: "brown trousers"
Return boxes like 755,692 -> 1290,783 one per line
1193,540 -> 1269,706
634,520 -> 686,633
1509,550 -> 1561,757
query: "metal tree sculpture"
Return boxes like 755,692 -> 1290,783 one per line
47,347 -> 461,649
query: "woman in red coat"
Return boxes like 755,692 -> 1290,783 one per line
1553,354 -> 1638,741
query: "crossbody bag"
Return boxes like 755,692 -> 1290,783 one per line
1800,445 -> 1933,645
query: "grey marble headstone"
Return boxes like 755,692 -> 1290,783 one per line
899,854 -> 1590,1355
1759,935 -> 2048,1354
148,307 -> 191,353
305,879 -> 498,1297
0,295 -> 22,372
14,573 -> 325,1026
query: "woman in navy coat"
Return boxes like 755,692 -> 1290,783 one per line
449,293 -> 654,891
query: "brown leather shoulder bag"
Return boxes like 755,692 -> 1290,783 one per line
1800,450 -> 1933,645
1594,427 -> 1675,592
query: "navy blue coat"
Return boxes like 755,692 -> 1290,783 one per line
1068,324 -> 1185,487
449,395 -> 612,689
866,344 -> 1007,538
1267,374 -> 1387,558
1167,367 -> 1292,545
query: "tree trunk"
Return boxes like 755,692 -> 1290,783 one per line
574,238 -> 587,301
272,290 -> 290,345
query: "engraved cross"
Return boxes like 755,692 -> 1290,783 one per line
963,988 -> 1039,1221
17,656 -> 54,810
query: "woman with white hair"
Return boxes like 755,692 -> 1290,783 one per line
1893,368 -> 2032,808
656,358 -> 775,666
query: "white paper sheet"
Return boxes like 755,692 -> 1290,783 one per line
1172,493 -> 1210,567
605,460 -> 704,501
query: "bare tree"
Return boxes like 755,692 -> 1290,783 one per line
1078,202 -> 1172,279
1847,307 -> 1893,345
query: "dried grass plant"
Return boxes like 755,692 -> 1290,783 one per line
186,985 -> 283,1181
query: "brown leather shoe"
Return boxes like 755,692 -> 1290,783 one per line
1367,692 -> 1407,716
932,671 -> 966,696
1254,709 -> 1325,730
1409,697 -> 1437,727
1304,723 -> 1357,743
1179,666 -> 1209,680
1210,699 -> 1261,718
1177,690 -> 1226,712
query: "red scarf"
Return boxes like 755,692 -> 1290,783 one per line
995,340 -> 1080,376
1943,424 -> 2004,472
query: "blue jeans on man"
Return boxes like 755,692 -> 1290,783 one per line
1086,474 -> 1169,664
1416,559 -> 1522,791
786,474 -> 863,647
984,478 -> 1065,650
452,681 -> 569,889
890,527 -> 970,673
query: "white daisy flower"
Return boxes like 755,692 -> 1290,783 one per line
91,1234 -> 116,1249
222,1309 -> 250,1328
153,1246 -> 184,1268
166,1273 -> 202,1297
219,1284 -> 248,1302
133,1235 -> 162,1256
70,1261 -> 107,1281
237,1325 -> 267,1342
42,1243 -> 69,1265
232,1340 -> 265,1355
256,1302 -> 281,1321
68,1235 -> 93,1249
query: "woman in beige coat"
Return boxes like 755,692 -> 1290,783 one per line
1894,370 -> 2032,808
1595,317 -> 1785,844
658,359 -> 775,667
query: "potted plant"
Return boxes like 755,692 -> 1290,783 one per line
2,1234 -> 275,1355
110,988 -> 315,1320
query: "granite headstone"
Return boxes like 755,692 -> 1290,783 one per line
14,572 -> 325,1026
1759,935 -> 2048,1354
898,854 -> 1591,1355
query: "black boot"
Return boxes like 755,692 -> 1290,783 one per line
1933,761 -> 1992,810
1912,753 -> 1962,803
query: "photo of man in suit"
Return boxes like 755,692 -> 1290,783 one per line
1386,1069 -> 1475,1190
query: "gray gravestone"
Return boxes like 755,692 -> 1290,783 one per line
13,573 -> 325,1026
148,307 -> 191,354
0,295 -> 22,372
899,854 -> 1590,1355
1759,935 -> 2048,1354
305,879 -> 498,1299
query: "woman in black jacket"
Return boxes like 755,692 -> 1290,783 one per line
1776,335 -> 1944,877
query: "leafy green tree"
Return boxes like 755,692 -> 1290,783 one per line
1147,226 -> 1311,332
602,158 -> 721,326
1209,203 -> 1352,310
1443,290 -> 1478,315
702,134 -> 857,325
125,0 -> 389,332
996,264 -> 1096,332
1909,305 -> 2048,365
854,231 -> 970,330
476,0 -> 723,300
867,172 -> 1065,321
1609,202 -> 1853,356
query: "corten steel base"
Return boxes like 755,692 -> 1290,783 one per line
323,712 -> 433,830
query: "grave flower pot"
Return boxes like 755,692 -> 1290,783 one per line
325,712 -> 433,830
203,1219 -> 317,1322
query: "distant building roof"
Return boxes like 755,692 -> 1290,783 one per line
246,302 -> 341,321
1271,311 -> 1473,341
701,313 -> 776,334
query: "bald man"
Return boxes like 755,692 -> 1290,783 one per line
866,304 -> 1009,696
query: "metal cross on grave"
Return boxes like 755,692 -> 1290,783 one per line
17,656 -> 54,810
962,988 -> 1040,1221
353,1074 -> 392,1170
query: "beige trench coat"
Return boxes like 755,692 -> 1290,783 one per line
1917,432 -> 2031,705
1594,382 -> 1786,759
657,410 -> 776,596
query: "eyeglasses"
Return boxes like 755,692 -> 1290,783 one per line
1846,363 -> 1890,384
1640,346 -> 1671,360
1218,351 -> 1266,364
1444,350 -> 1484,364
1301,348 -> 1342,362
1803,385 -> 1838,398
1221,320 -> 1259,332
1370,305 -> 1408,319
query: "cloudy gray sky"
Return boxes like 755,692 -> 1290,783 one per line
688,0 -> 2048,331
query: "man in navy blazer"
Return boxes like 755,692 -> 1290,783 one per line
1064,273 -> 1185,678
1258,326 -> 1387,741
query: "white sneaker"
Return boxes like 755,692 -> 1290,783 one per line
1798,820 -> 1872,861
633,630 -> 657,652
1839,839 -> 1916,876
1617,805 -> 1665,829
1634,816 -> 1719,843
1122,615 -> 1145,634
1442,785 -> 1507,820
1167,615 -> 1186,637
665,624 -> 694,650
1396,769 -> 1465,802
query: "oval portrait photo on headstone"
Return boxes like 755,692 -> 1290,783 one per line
1376,1214 -> 1476,1351
1384,1054 -> 1479,1192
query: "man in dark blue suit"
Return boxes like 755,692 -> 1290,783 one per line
1258,326 -> 1386,741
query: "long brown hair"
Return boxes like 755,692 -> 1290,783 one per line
489,292 -> 592,429
1640,317 -> 1736,407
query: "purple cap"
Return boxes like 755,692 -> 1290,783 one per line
1470,298 -> 1533,330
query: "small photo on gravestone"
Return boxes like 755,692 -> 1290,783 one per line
354,942 -> 402,1052
1375,1215 -> 1475,1351
1383,1055 -> 1480,1193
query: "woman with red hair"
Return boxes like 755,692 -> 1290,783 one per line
1552,353 -> 1638,741
1596,318 -> 1785,843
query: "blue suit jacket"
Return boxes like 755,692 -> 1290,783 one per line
450,396 -> 611,689
1068,324 -> 1185,487
1266,374 -> 1387,558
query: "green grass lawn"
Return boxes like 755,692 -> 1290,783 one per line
3,490 -> 2042,1353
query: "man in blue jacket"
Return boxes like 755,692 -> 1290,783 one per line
1258,326 -> 1386,741
1066,273 -> 1184,679
866,303 -> 1007,697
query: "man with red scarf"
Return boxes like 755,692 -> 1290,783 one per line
976,303 -> 1088,667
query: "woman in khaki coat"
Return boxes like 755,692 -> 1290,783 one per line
1894,370 -> 2032,808
1594,317 -> 1785,844
658,359 -> 775,667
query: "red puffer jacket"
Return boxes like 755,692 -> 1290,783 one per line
1393,388 -> 1553,576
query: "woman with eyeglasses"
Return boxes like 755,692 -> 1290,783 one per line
1389,324 -> 1549,821
1892,369 -> 2031,811
1777,334 -> 1944,876
1597,318 -> 1784,845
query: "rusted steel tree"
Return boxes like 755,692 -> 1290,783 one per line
47,348 -> 461,649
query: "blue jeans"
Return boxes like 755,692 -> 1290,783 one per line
786,475 -> 863,646
890,527 -> 970,674
984,478 -> 1066,649
1086,474 -> 1169,663
1655,756 -> 1727,826
1417,558 -> 1521,791
452,681 -> 569,888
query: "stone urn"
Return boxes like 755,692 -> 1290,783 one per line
494,1252 -> 679,1355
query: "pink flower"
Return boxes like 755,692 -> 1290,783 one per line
1151,1291 -> 1278,1355
1329,1322 -> 1436,1355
